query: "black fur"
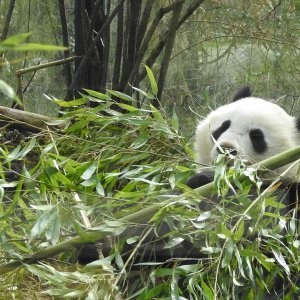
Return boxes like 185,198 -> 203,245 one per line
212,120 -> 231,141
296,118 -> 300,131
233,86 -> 251,101
249,128 -> 268,154
186,170 -> 214,189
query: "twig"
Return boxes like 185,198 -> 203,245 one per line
15,56 -> 78,104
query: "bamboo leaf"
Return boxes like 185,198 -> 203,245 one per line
272,248 -> 290,275
53,98 -> 88,107
0,80 -> 15,99
0,32 -> 32,46
81,162 -> 98,180
234,221 -> 244,241
107,90 -> 136,102
13,43 -> 67,51
144,65 -> 158,96
201,280 -> 214,300
83,89 -> 110,100
116,103 -> 139,112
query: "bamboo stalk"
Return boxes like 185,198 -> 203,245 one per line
0,206 -> 158,274
0,105 -> 64,130
0,146 -> 299,274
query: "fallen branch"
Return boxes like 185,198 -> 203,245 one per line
0,105 -> 64,130
0,145 -> 299,274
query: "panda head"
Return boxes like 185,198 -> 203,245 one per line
194,87 -> 300,179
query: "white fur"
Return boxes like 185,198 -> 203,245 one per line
194,97 -> 300,180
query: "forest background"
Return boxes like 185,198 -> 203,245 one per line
0,0 -> 300,299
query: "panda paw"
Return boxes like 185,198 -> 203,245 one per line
186,170 -> 214,189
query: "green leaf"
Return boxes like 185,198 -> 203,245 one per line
81,162 -> 98,180
53,98 -> 88,107
80,177 -> 96,187
150,104 -> 165,122
96,181 -> 105,196
171,110 -> 179,131
14,43 -> 67,51
201,280 -> 214,300
0,33 -> 66,52
0,80 -> 15,99
1,32 -> 32,46
126,236 -> 139,245
41,142 -> 56,157
30,207 -> 57,241
65,119 -> 89,132
18,138 -> 36,158
6,145 -> 21,161
45,209 -> 61,245
272,248 -> 290,275
234,221 -> 244,241
107,90 -> 136,102
117,103 -> 139,112
131,86 -> 155,99
144,65 -> 158,96
131,132 -> 149,149
220,223 -> 232,239
164,237 -> 184,249
83,89 -> 110,100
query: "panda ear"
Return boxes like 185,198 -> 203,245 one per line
233,86 -> 251,102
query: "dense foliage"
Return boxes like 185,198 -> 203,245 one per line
0,82 -> 299,299
0,0 -> 300,299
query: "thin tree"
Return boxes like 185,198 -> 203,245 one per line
66,0 -> 205,109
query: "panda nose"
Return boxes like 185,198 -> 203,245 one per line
217,143 -> 238,156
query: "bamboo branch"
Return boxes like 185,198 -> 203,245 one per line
139,0 -> 205,81
0,206 -> 158,274
0,145 -> 299,274
15,56 -> 77,104
0,106 -> 63,130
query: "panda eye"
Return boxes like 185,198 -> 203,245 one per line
212,120 -> 231,140
249,129 -> 267,153
249,129 -> 263,138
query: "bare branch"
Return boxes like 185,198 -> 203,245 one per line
139,0 -> 205,81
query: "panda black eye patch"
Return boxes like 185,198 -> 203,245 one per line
249,128 -> 267,154
212,120 -> 231,140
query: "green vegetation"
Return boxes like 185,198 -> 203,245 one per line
0,0 -> 300,298
0,84 -> 299,298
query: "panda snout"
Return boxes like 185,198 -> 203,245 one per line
217,142 -> 238,156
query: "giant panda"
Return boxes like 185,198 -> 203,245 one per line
187,86 -> 300,191
186,87 -> 300,299
78,88 -> 300,298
